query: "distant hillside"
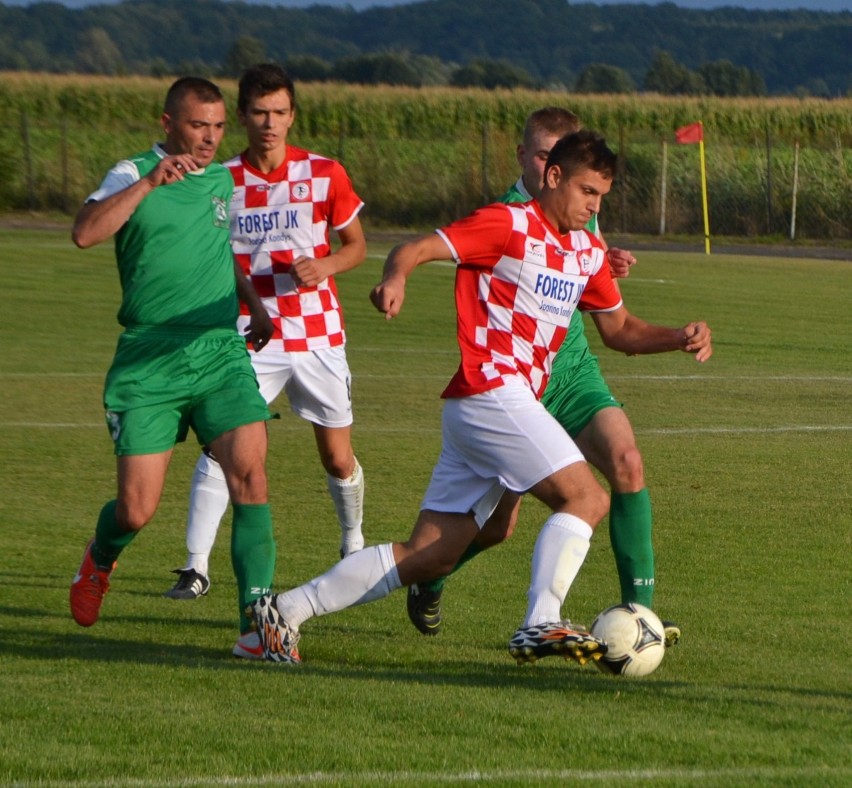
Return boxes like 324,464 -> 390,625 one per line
0,0 -> 848,95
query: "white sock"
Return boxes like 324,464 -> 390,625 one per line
327,458 -> 365,557
184,452 -> 230,578
275,543 -> 400,629
523,513 -> 593,627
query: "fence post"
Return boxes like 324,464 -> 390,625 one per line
618,123 -> 626,233
765,124 -> 773,234
659,139 -> 668,235
61,112 -> 71,214
337,124 -> 345,165
481,120 -> 489,204
21,110 -> 36,210
789,140 -> 799,241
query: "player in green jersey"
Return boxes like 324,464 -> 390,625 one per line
407,107 -> 683,647
69,77 -> 277,656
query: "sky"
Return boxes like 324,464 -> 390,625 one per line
4,0 -> 851,10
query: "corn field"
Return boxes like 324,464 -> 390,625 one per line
1,73 -> 849,239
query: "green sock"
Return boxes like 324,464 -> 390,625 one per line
609,489 -> 655,607
231,503 -> 276,633
421,540 -> 486,594
91,499 -> 137,568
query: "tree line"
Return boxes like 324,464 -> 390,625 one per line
0,0 -> 848,97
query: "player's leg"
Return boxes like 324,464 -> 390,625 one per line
71,450 -> 172,627
208,420 -> 275,638
508,459 -> 610,665
578,408 -> 680,646
162,449 -> 224,599
523,460 -> 609,623
313,424 -> 364,558
575,406 -> 655,608
287,347 -> 364,559
193,337 -> 276,646
253,508 -> 481,664
251,402 -> 501,663
72,354 -> 184,629
407,491 -> 521,635
543,356 -> 659,611
474,379 -> 610,665
168,367 -> 286,599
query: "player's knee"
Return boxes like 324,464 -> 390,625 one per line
475,529 -> 506,549
323,453 -> 356,480
476,518 -> 516,548
570,483 -> 610,529
610,445 -> 645,492
591,485 -> 611,526
400,543 -> 457,581
115,501 -> 154,532
226,464 -> 268,504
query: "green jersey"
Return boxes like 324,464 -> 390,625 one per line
93,145 -> 236,330
497,178 -> 599,375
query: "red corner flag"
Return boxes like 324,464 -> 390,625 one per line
675,121 -> 704,144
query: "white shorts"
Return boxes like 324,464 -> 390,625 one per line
252,345 -> 353,429
420,376 -> 585,526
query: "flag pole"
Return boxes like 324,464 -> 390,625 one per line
698,124 -> 710,254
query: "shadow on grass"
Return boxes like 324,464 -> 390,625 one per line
1,606 -> 848,708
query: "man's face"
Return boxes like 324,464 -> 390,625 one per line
238,89 -> 295,155
162,94 -> 226,166
541,165 -> 612,233
516,131 -> 562,198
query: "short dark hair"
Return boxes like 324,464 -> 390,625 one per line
238,63 -> 296,114
523,107 -> 581,147
164,77 -> 224,116
544,130 -> 617,181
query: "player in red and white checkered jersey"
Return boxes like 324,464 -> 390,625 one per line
434,200 -> 620,401
166,66 -> 367,630
246,130 -> 708,667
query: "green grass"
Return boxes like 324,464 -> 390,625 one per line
0,227 -> 850,786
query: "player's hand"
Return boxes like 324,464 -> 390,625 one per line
608,247 -> 636,279
370,278 -> 406,320
681,321 -> 712,362
147,154 -> 199,188
244,308 -> 275,352
291,256 -> 329,288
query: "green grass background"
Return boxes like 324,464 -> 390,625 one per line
0,228 -> 850,786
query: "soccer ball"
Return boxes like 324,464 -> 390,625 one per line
590,603 -> 666,677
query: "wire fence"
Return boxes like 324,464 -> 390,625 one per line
4,109 -> 850,241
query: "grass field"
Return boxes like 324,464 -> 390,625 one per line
0,227 -> 850,786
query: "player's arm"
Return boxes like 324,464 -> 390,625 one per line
606,247 -> 636,278
72,154 -> 198,248
233,259 -> 274,352
72,180 -> 155,249
590,305 -> 713,362
290,216 -> 367,288
369,233 -> 453,320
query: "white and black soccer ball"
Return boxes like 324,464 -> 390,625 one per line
590,603 -> 666,677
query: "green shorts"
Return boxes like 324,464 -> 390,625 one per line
541,350 -> 623,439
103,326 -> 270,456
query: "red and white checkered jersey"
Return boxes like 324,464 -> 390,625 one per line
438,201 -> 622,399
226,146 -> 364,353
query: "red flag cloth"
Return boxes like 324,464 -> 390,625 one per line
675,122 -> 704,144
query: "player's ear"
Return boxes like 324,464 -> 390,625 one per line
544,163 -> 562,189
161,112 -> 172,135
